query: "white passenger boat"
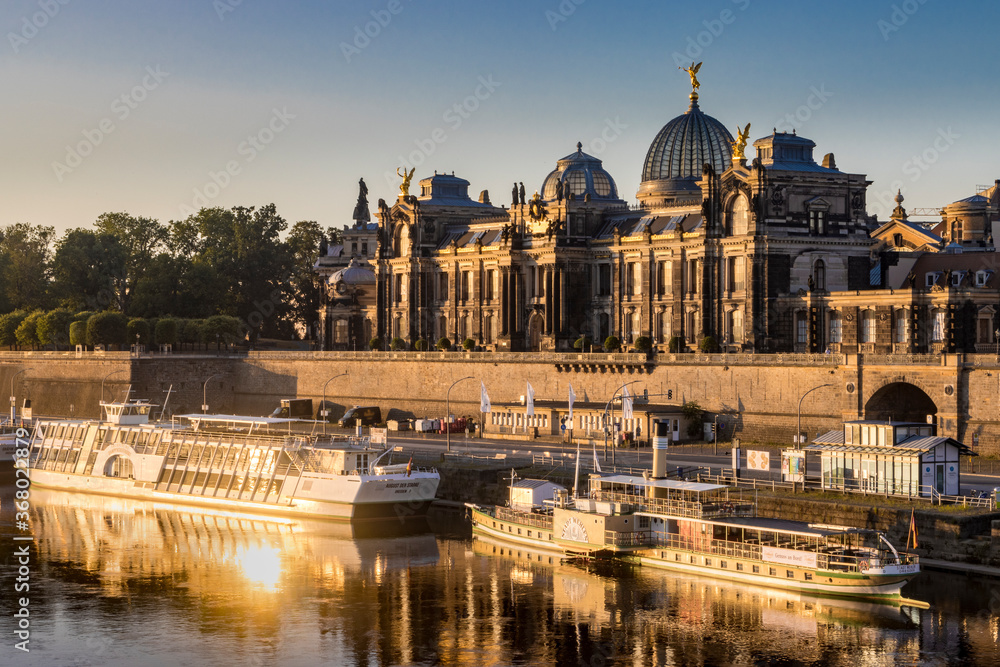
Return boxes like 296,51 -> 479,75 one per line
467,473 -> 920,601
27,400 -> 439,521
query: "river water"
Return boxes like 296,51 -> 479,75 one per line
1,472 -> 998,666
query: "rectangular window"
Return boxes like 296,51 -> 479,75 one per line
598,265 -> 611,296
704,558 -> 712,566
804,572 -> 813,581
895,314 -> 908,343
752,565 -> 760,574
729,256 -> 745,292
862,313 -> 875,343
769,567 -> 777,576
786,570 -> 795,579
720,560 -> 727,569
736,562 -> 743,571
796,315 -> 807,344
829,316 -> 842,343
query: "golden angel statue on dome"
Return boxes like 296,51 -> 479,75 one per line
679,61 -> 702,92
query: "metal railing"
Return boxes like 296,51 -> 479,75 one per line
495,506 -> 554,530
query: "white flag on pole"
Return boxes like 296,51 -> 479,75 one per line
622,385 -> 634,420
568,383 -> 576,423
525,381 -> 535,417
480,382 -> 491,413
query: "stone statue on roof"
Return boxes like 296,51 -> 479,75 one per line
353,177 -> 370,224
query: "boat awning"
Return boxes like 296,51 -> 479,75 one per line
701,517 -> 870,539
804,436 -> 973,456
593,474 -> 728,494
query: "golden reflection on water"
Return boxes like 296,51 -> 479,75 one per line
10,484 -> 1000,666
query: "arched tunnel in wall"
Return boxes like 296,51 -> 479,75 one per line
864,382 -> 937,424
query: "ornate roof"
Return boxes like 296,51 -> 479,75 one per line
540,142 -> 620,202
640,97 -> 734,187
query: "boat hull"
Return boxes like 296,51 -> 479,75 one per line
31,468 -> 439,522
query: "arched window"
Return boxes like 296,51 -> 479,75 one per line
730,196 -> 750,236
813,260 -> 826,291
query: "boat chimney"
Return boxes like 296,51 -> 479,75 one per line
652,419 -> 669,479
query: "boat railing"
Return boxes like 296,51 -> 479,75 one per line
604,530 -> 650,548
592,491 -> 754,519
495,506 -> 554,530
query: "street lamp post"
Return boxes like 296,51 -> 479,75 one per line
446,376 -> 475,452
796,383 -> 832,449
202,374 -> 220,413
321,372 -> 348,435
10,368 -> 32,423
603,380 -> 641,464
100,369 -> 128,408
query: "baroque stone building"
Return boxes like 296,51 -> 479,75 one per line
316,83 -> 1000,355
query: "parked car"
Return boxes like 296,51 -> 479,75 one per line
338,406 -> 382,427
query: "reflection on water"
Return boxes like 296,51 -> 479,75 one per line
1,478 -> 999,666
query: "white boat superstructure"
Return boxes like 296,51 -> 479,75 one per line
28,400 -> 439,520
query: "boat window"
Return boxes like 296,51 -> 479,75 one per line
56,425 -> 66,439
769,568 -> 777,576
786,570 -> 794,578
736,563 -> 744,571
877,427 -> 886,448
752,565 -> 760,573
804,572 -> 813,581
127,430 -> 138,445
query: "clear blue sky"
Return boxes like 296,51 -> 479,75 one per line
2,0 -> 996,235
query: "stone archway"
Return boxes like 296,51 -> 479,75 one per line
864,382 -> 937,423
103,454 -> 135,479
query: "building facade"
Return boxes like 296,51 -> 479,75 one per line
316,82 -> 1000,355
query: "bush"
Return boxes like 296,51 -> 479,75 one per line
181,319 -> 204,349
367,336 -> 381,350
573,335 -> 591,350
462,338 -> 476,351
203,315 -> 240,347
37,308 -> 75,348
390,337 -> 407,350
436,337 -> 451,351
72,310 -> 94,322
634,336 -> 652,352
413,338 -> 428,351
603,335 -> 621,352
127,318 -> 151,347
699,336 -> 718,353
15,311 -> 44,349
86,312 -> 128,348
69,320 -> 87,347
682,401 -> 703,438
668,335 -> 685,353
0,310 -> 29,348
155,318 -> 178,347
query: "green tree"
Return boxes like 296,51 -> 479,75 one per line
15,311 -> 44,349
668,335 -> 685,353
436,337 -> 451,350
413,338 -> 428,351
37,308 -> 75,348
682,401 -> 703,438
155,318 -> 178,347
603,335 -> 621,352
86,312 -> 128,348
181,319 -> 204,351
573,335 -> 592,350
0,223 -> 55,311
462,338 -> 476,351
390,337 -> 407,350
369,336 -> 382,350
49,229 -> 125,312
634,336 -> 652,352
127,318 -> 152,346
285,220 -> 327,340
699,336 -> 718,353
0,310 -> 28,348
203,315 -> 240,349
94,212 -> 168,314
69,320 -> 87,347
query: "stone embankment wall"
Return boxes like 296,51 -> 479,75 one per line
3,349 -> 999,453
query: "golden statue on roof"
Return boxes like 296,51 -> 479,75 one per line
732,123 -> 751,161
397,167 -> 415,196
679,61 -> 702,92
